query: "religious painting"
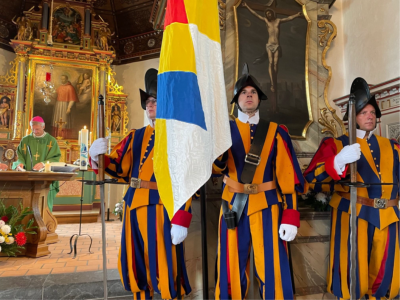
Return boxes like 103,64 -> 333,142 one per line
0,95 -> 12,129
51,6 -> 82,45
234,0 -> 311,138
32,63 -> 94,140
110,103 -> 122,134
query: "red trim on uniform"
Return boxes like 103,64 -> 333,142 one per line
281,209 -> 300,228
89,156 -> 110,175
372,229 -> 390,294
325,156 -> 342,180
115,135 -> 131,164
171,210 -> 192,228
304,138 -> 337,176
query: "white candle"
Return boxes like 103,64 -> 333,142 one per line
80,126 -> 88,170
45,161 -> 51,172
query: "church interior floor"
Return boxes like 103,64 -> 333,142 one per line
0,221 -> 122,277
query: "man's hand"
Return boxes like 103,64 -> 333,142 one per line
0,163 -> 8,171
66,108 -> 71,114
171,224 -> 188,245
89,138 -> 108,162
334,143 -> 361,171
33,162 -> 45,171
16,163 -> 25,171
279,224 -> 297,241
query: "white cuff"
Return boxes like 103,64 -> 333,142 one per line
91,159 -> 98,170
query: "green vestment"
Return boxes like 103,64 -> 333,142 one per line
12,133 -> 61,211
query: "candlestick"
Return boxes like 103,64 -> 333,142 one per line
80,126 -> 88,170
45,161 -> 51,172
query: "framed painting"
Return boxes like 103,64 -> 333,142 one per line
28,60 -> 97,140
51,5 -> 83,46
233,0 -> 312,138
0,94 -> 14,130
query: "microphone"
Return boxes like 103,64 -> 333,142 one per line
26,145 -> 34,171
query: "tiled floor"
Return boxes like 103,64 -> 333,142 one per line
0,221 -> 122,277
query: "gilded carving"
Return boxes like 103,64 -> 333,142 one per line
0,58 -> 18,85
318,20 -> 346,137
318,108 -> 337,137
318,21 -> 333,47
218,0 -> 226,30
107,67 -> 124,95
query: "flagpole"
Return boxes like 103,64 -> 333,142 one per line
176,244 -> 182,300
200,184 -> 209,299
97,94 -> 108,300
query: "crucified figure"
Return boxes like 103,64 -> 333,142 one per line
243,2 -> 302,93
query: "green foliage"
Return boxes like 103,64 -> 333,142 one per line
0,200 -> 37,257
298,191 -> 331,212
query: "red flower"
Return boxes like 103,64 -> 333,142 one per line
1,216 -> 8,223
15,232 -> 27,246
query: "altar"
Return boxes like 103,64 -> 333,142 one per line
0,171 -> 76,257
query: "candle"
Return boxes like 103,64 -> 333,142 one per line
80,126 -> 88,170
89,132 -> 92,146
45,161 -> 51,172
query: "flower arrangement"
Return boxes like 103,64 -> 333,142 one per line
0,201 -> 37,256
113,200 -> 124,221
299,190 -> 331,212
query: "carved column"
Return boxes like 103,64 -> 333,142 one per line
99,64 -> 107,99
83,7 -> 92,49
41,1 -> 49,30
13,54 -> 27,140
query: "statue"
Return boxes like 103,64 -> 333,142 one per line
12,16 -> 32,41
97,27 -> 114,51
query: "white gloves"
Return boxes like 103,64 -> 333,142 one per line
89,138 -> 108,162
334,143 -> 361,175
171,224 -> 188,245
279,224 -> 297,241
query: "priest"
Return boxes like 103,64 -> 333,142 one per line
12,116 -> 61,211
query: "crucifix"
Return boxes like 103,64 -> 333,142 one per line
242,0 -> 303,113
22,144 -> 27,154
55,118 -> 67,139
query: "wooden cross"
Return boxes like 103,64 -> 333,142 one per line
22,144 -> 27,154
55,118 -> 67,139
47,141 -> 52,151
34,151 -> 40,160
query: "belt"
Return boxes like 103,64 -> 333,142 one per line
223,176 -> 276,194
130,177 -> 158,190
337,192 -> 399,209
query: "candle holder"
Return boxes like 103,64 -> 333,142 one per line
68,170 -> 93,259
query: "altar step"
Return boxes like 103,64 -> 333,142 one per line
0,269 -> 133,300
53,208 -> 100,224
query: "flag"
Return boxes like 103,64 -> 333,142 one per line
154,0 -> 232,220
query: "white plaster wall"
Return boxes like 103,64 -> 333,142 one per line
114,58 -> 160,129
0,48 -> 16,76
328,0 -> 400,105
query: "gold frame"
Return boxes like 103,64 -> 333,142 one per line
232,0 -> 313,140
25,58 -> 99,141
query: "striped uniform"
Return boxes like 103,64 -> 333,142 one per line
213,119 -> 307,300
304,134 -> 400,299
99,125 -> 193,300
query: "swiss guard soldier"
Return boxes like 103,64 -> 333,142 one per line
304,78 -> 400,299
89,69 -> 193,300
213,64 -> 308,300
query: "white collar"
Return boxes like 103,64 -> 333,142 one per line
238,110 -> 260,125
33,131 -> 47,138
356,128 -> 376,139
